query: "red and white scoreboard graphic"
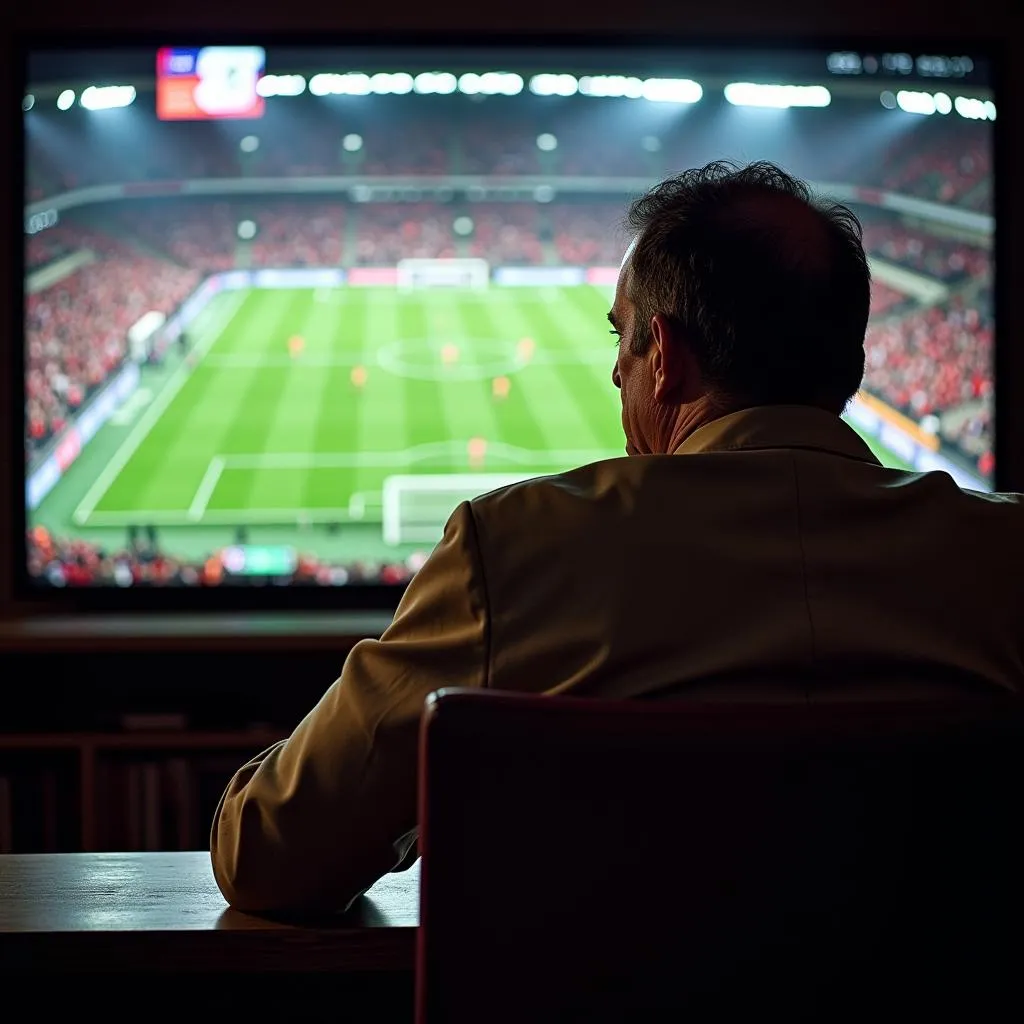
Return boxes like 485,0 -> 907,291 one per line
156,46 -> 266,121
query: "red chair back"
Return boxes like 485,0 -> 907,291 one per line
417,689 -> 1024,1022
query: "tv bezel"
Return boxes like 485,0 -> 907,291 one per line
11,30 -> 1007,613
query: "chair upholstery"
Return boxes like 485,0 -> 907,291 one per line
416,688 -> 1024,1022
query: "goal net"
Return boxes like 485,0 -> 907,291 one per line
382,473 -> 537,545
396,258 -> 490,291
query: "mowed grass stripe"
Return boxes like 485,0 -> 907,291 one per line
303,289 -> 370,510
455,292 -> 552,461
347,289 -> 415,503
94,291 -> 258,513
487,288 -> 619,456
205,290 -> 313,512
536,286 -> 624,448
395,290 -> 451,456
244,293 -> 347,511
426,290 -> 502,466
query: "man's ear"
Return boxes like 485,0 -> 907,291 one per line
650,313 -> 686,403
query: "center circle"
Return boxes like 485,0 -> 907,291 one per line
377,337 -> 524,382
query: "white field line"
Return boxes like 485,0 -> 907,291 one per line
187,457 -> 225,522
83,444 -> 620,526
81,508 -> 358,527
72,290 -> 248,526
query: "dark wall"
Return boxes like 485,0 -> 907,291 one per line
3,0 -> 1020,618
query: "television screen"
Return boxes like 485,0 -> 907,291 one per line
20,40 -> 996,593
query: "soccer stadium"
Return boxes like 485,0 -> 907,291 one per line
22,48 -> 995,587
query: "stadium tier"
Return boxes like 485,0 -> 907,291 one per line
22,44 -> 995,588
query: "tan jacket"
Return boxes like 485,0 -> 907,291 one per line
210,405 -> 1024,913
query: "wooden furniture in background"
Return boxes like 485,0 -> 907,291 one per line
0,850 -> 417,1015
417,689 -> 1024,1023
0,612 -> 391,853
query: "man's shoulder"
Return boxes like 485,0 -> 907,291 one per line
468,456 -> 642,517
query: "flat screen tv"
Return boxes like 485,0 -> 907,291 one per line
15,34 -> 1000,610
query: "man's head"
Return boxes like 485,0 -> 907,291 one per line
610,160 -> 871,455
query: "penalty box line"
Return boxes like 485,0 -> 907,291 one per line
84,442 -> 619,527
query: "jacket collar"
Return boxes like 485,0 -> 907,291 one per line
672,405 -> 882,465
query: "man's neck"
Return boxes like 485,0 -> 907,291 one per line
664,397 -> 733,455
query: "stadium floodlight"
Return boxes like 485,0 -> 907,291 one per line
310,72 -> 372,96
486,72 -> 523,95
452,216 -> 474,237
954,95 -> 996,121
578,75 -> 644,98
458,71 -> 523,96
80,85 -> 136,110
529,74 -> 579,97
414,72 -> 457,95
239,135 -> 260,153
237,219 -> 257,240
641,78 -> 702,104
342,133 -> 364,152
370,72 -> 414,95
22,94 -> 35,112
56,89 -> 76,111
880,91 -> 897,109
536,133 -> 558,152
934,92 -> 952,115
724,83 -> 831,108
257,74 -> 306,97
309,74 -> 334,96
895,90 -> 937,115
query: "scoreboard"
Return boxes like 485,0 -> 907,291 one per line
156,46 -> 266,121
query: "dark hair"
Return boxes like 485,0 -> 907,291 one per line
624,160 -> 870,412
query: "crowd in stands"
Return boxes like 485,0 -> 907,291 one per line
107,201 -> 240,273
26,231 -> 74,270
25,96 -> 993,212
26,525 -> 427,588
26,223 -> 200,454
250,202 -> 347,267
353,203 -> 459,265
869,280 -> 912,318
863,296 -> 994,473
875,132 -> 990,212
551,205 -> 627,265
50,200 -> 990,282
861,220 -> 991,282
467,205 -> 544,265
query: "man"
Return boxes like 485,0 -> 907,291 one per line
211,160 -> 1023,915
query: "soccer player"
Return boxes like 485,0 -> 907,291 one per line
467,436 -> 487,469
517,337 -> 535,363
351,365 -> 368,389
492,376 -> 511,400
288,335 -> 305,359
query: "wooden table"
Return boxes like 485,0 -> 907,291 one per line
0,851 -> 419,1015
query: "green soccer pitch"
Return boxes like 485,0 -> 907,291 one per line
32,284 -> 911,562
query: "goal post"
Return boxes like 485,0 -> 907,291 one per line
396,258 -> 490,291
382,473 -> 537,545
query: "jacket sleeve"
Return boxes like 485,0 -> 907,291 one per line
210,501 -> 489,914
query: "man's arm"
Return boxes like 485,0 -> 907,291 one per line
210,502 -> 489,914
